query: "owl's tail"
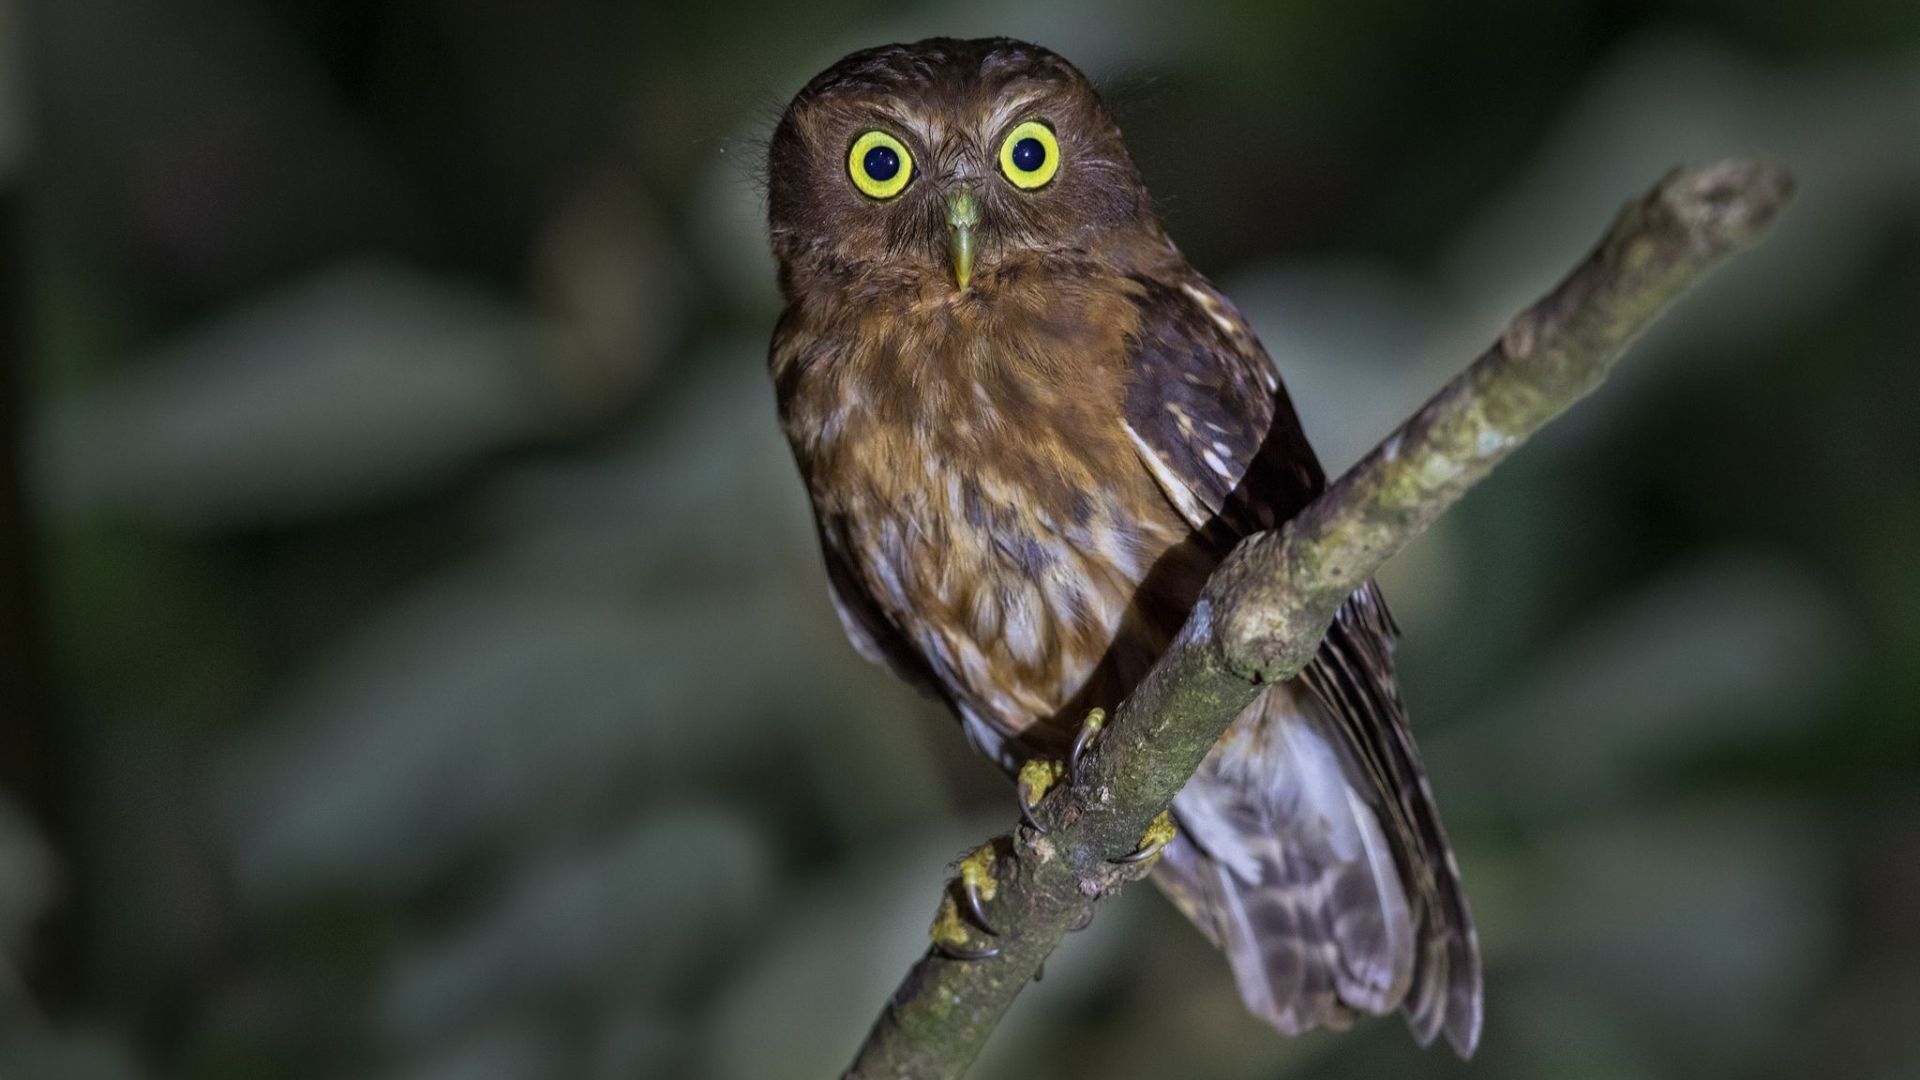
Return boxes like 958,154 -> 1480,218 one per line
1153,684 -> 1482,1057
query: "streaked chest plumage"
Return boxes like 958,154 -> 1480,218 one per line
773,271 -> 1212,759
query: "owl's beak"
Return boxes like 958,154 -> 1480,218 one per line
945,189 -> 979,291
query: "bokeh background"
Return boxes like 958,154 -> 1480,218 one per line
4,0 -> 1919,1077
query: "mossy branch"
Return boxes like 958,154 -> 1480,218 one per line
843,158 -> 1794,1080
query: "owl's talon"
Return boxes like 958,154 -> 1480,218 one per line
1110,810 -> 1176,865
958,874 -> 998,936
1018,797 -> 1047,835
1016,758 -> 1064,835
949,845 -> 1002,937
930,848 -> 1004,961
1068,707 -> 1107,785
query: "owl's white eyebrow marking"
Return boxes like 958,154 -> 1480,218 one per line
986,93 -> 1050,138
853,104 -> 941,148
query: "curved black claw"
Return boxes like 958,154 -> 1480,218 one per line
1109,811 -> 1176,866
1018,794 -> 1048,835
1110,838 -> 1168,865
958,875 -> 999,937
1068,708 -> 1107,785
936,939 -> 1002,961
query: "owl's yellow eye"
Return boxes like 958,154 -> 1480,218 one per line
998,121 -> 1060,190
848,130 -> 913,199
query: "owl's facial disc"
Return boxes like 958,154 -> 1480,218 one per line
945,188 -> 980,291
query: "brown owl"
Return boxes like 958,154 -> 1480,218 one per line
766,37 -> 1481,1056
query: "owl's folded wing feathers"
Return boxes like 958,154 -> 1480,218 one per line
1121,273 -> 1483,1057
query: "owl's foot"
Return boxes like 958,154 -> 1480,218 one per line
1016,757 -> 1064,834
1110,810 -> 1176,866
932,845 -> 1002,960
1013,708 -> 1107,836
1068,706 -> 1107,784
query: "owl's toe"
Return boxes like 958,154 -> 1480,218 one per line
1016,757 -> 1064,834
1067,706 -> 1107,785
931,845 -> 1003,959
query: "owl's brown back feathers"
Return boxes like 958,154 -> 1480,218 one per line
767,37 -> 1481,1057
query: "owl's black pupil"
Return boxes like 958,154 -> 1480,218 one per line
863,145 -> 900,182
1011,137 -> 1047,173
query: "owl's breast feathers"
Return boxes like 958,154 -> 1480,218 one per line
774,255 -> 1264,757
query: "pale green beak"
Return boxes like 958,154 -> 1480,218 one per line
945,189 -> 979,291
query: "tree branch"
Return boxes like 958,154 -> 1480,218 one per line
843,158 -> 1794,1080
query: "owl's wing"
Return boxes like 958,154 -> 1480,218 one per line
1122,274 -> 1482,1057
1120,278 -> 1321,542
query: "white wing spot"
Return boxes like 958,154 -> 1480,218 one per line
1181,282 -> 1242,337
1124,420 -> 1211,531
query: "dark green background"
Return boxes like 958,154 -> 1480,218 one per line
7,1 -> 1919,1077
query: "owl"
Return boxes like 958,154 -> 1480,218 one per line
766,38 -> 1481,1056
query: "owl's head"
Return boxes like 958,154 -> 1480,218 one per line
767,38 -> 1157,297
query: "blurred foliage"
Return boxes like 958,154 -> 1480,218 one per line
4,0 -> 1919,1078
